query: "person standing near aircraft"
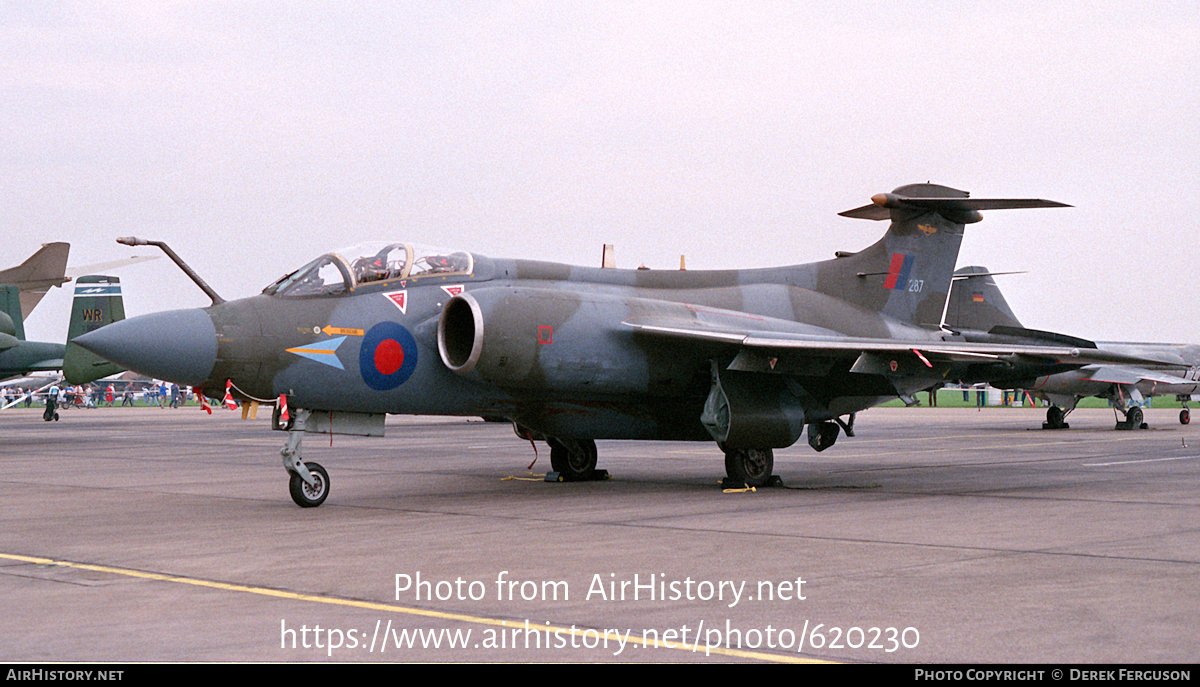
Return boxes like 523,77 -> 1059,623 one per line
43,382 -> 60,422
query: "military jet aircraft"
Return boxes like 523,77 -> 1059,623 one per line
945,266 -> 1200,430
1,275 -> 125,382
74,183 -> 1172,507
0,283 -> 63,379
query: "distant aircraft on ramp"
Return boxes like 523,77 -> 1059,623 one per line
945,266 -> 1200,430
0,276 -> 125,382
0,242 -> 154,322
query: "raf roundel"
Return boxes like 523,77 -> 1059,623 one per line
359,322 -> 419,390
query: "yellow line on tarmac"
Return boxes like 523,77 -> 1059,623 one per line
0,552 -> 827,663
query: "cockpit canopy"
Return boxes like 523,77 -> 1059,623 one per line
265,242 -> 474,297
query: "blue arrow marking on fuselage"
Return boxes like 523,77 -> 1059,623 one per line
285,336 -> 346,370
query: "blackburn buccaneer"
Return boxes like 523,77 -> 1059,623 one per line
945,266 -> 1200,430
73,184 -> 1170,507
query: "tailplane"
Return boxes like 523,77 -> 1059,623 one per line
818,184 -> 1068,327
0,242 -> 71,319
63,275 -> 126,384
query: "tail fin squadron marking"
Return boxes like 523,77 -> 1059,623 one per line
63,275 -> 126,384
883,253 -> 915,291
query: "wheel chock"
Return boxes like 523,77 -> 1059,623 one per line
720,475 -> 783,489
544,469 -> 610,483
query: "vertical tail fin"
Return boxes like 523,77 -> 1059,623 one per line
944,266 -> 1025,331
821,184 -> 1067,327
0,285 -> 25,341
63,275 -> 126,384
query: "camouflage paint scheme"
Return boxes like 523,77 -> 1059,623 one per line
75,183 -> 1170,506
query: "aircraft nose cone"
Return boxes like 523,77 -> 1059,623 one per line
73,308 -> 217,386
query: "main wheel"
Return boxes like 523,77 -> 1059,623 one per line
288,461 -> 329,508
724,447 -> 774,488
1181,408 -> 1190,425
1046,405 -> 1066,429
1126,406 -> 1144,428
549,439 -> 598,480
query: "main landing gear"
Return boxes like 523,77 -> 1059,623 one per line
546,438 -> 606,482
1045,402 -> 1160,431
279,408 -> 330,507
723,447 -> 775,488
1043,405 -> 1069,430
1115,405 -> 1147,431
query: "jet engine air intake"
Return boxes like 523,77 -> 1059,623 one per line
437,289 -> 542,385
438,287 -> 652,392
438,293 -> 484,374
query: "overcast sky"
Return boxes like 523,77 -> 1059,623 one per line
6,1 -> 1198,344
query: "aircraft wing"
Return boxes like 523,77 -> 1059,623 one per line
1078,365 -> 1192,386
64,255 -> 157,278
622,317 -> 1181,368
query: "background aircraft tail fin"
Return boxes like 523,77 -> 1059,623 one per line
63,275 -> 126,384
944,266 -> 1025,331
0,242 -> 71,319
0,285 -> 25,341
820,184 -> 1067,327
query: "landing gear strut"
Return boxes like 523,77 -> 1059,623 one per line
280,408 -> 331,507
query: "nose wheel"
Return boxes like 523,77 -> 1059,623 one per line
288,462 -> 329,507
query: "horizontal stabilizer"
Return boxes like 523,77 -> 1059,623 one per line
0,242 -> 70,319
987,325 -> 1097,350
951,270 -> 1027,281
840,194 -> 1070,222
64,255 -> 158,278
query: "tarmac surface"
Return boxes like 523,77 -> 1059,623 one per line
2,403 -> 1197,663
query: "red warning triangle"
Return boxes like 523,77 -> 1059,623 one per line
383,290 -> 408,314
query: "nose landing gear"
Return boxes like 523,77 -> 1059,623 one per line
280,408 -> 331,507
